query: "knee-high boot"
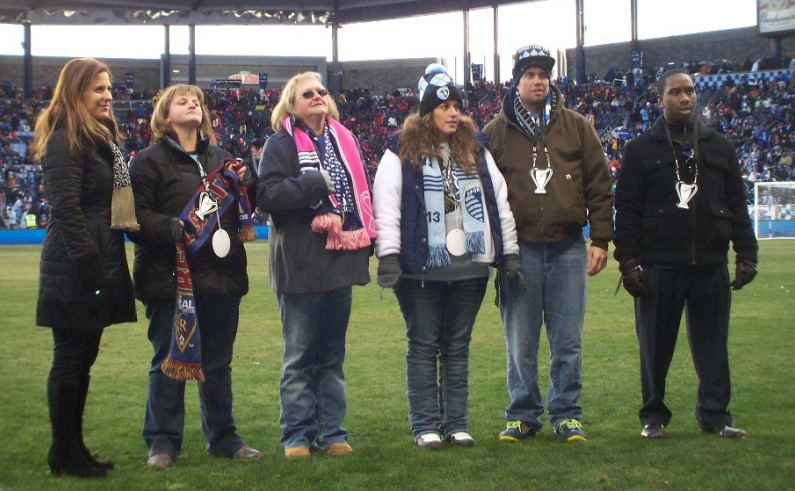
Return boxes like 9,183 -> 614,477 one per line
47,377 -> 106,478
76,375 -> 114,470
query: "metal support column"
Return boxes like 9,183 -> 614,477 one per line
188,24 -> 196,85
463,8 -> 470,88
771,37 -> 782,67
630,0 -> 638,53
575,0 -> 586,84
23,21 -> 32,98
331,1 -> 341,96
493,5 -> 500,83
163,25 -> 171,88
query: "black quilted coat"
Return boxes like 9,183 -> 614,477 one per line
127,135 -> 254,301
36,128 -> 137,329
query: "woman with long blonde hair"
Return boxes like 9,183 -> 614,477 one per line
35,58 -> 138,478
372,64 -> 522,449
257,72 -> 375,458
128,84 -> 261,468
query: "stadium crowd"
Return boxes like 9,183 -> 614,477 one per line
2,57 -> 795,229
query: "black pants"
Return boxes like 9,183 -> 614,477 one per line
48,327 -> 103,451
50,328 -> 103,386
634,264 -> 733,431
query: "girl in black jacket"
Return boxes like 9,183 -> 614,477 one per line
128,84 -> 260,468
33,58 -> 139,478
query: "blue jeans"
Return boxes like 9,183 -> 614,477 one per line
395,277 -> 488,439
278,287 -> 351,450
143,296 -> 245,459
500,236 -> 587,430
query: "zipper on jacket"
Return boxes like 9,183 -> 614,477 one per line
690,202 -> 697,265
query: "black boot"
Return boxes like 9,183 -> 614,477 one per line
47,377 -> 107,478
76,375 -> 115,470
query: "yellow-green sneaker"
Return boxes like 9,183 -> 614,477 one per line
499,421 -> 537,442
555,419 -> 587,442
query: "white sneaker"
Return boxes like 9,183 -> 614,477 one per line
416,432 -> 443,450
448,431 -> 476,447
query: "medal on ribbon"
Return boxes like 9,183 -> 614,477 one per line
663,119 -> 700,211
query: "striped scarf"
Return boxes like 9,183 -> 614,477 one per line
422,155 -> 486,269
507,85 -> 556,141
160,159 -> 255,382
283,116 -> 376,250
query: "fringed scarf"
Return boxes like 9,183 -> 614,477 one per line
283,116 -> 376,250
107,137 -> 139,232
422,155 -> 486,269
160,159 -> 255,382
506,84 -> 556,141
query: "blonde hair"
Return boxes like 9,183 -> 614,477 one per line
150,84 -> 216,145
271,72 -> 339,133
399,111 -> 480,176
33,58 -> 122,160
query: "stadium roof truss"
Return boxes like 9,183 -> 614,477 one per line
0,0 -> 537,26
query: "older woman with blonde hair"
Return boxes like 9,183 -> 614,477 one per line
373,64 -> 522,449
257,72 -> 375,458
128,84 -> 260,468
34,57 -> 138,478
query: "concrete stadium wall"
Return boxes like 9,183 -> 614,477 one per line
337,58 -> 438,95
0,54 -> 327,91
565,27 -> 795,80
4,26 -> 792,94
0,54 -> 441,96
166,54 -> 327,90
0,55 -> 161,91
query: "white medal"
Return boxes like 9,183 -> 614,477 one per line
211,205 -> 230,258
675,181 -> 698,209
446,229 -> 467,256
531,167 -> 553,194
212,228 -> 231,258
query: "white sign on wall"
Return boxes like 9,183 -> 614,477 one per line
759,0 -> 795,35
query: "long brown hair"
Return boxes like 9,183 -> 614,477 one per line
398,111 -> 480,175
150,84 -> 216,145
33,58 -> 121,160
271,72 -> 339,133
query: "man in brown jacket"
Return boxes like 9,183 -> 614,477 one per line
483,45 -> 613,443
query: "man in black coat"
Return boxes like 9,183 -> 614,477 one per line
614,69 -> 758,440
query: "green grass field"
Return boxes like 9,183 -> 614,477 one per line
0,240 -> 793,491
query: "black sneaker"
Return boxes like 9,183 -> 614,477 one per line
498,421 -> 536,442
555,419 -> 587,442
640,423 -> 666,439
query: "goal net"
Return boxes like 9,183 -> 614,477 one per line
753,182 -> 795,239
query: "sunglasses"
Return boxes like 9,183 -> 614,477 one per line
298,89 -> 329,99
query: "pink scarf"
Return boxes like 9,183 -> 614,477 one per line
283,115 -> 376,250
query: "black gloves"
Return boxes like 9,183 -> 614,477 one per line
377,254 -> 402,289
499,254 -> 527,291
619,258 -> 650,298
730,259 -> 757,290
